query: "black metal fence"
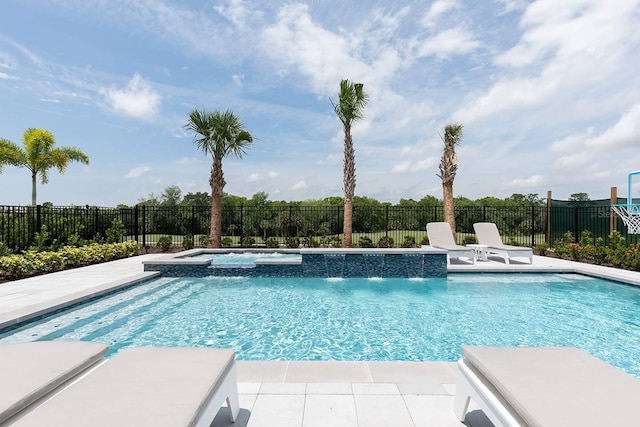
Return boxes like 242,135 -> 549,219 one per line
1,204 -> 637,251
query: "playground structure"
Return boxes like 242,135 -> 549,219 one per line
611,171 -> 640,234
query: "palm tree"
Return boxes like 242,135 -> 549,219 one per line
437,123 -> 464,236
0,128 -> 89,206
185,109 -> 253,248
331,79 -> 369,248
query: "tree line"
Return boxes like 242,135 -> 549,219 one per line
133,186 -> 547,209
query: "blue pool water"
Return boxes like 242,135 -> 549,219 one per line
188,252 -> 302,265
1,273 -> 639,377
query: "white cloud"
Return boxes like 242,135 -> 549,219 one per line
421,0 -> 459,28
262,4 -> 365,94
504,175 -> 545,188
290,180 -> 308,190
455,0 -> 640,124
214,0 -> 262,29
125,165 -> 151,179
40,98 -> 61,103
247,173 -> 260,182
232,74 -> 244,87
415,26 -> 480,59
549,128 -> 595,153
0,72 -> 18,80
551,152 -> 592,170
391,161 -> 411,173
0,34 -> 44,67
267,171 -> 279,178
413,157 -> 438,171
496,0 -> 528,13
176,157 -> 201,165
586,103 -> 640,150
102,74 -> 161,120
547,104 -> 640,158
453,76 -> 557,123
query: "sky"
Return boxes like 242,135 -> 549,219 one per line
1,0 -> 640,207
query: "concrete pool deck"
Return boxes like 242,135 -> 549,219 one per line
1,253 -> 639,426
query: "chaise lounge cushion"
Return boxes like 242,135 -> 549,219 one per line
461,346 -> 640,427
0,341 -> 108,424
10,346 -> 237,427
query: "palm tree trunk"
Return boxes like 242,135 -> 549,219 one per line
31,172 -> 37,207
343,197 -> 353,247
209,156 -> 225,248
343,125 -> 355,248
443,182 -> 456,238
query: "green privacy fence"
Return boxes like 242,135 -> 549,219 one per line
550,199 -> 640,245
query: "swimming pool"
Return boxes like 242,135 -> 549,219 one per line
1,273 -> 639,377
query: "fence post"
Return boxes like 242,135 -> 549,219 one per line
93,207 -> 99,239
141,205 -> 146,248
573,207 -> 579,241
240,205 -> 244,246
191,205 -> 196,236
36,204 -> 42,235
531,205 -> 535,247
610,186 -> 617,234
546,190 -> 552,244
385,205 -> 389,239
134,205 -> 139,243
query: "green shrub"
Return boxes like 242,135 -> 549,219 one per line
302,237 -> 319,248
156,236 -> 173,252
420,235 -> 429,246
30,225 -> 50,252
221,237 -> 233,247
285,237 -> 300,248
199,235 -> 210,247
462,235 -> 477,245
328,236 -> 342,248
401,235 -> 416,248
66,233 -> 82,247
378,236 -> 394,248
266,237 -> 279,248
0,242 -> 11,257
241,236 -> 255,247
534,243 -> 548,256
593,237 -> 608,264
358,236 -> 374,248
0,255 -> 32,279
182,234 -> 194,250
0,241 -> 140,281
105,219 -> 126,244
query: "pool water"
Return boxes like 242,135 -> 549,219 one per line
188,252 -> 302,265
1,273 -> 639,377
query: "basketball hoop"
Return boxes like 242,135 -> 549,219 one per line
612,171 -> 640,234
611,204 -> 640,234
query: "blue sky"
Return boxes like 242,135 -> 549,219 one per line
1,0 -> 639,206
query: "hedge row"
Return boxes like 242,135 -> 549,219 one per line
549,230 -> 640,271
0,241 -> 140,281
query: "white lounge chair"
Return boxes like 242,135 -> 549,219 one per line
454,346 -> 640,427
426,222 -> 475,264
8,346 -> 240,426
473,222 -> 533,264
0,341 -> 108,424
